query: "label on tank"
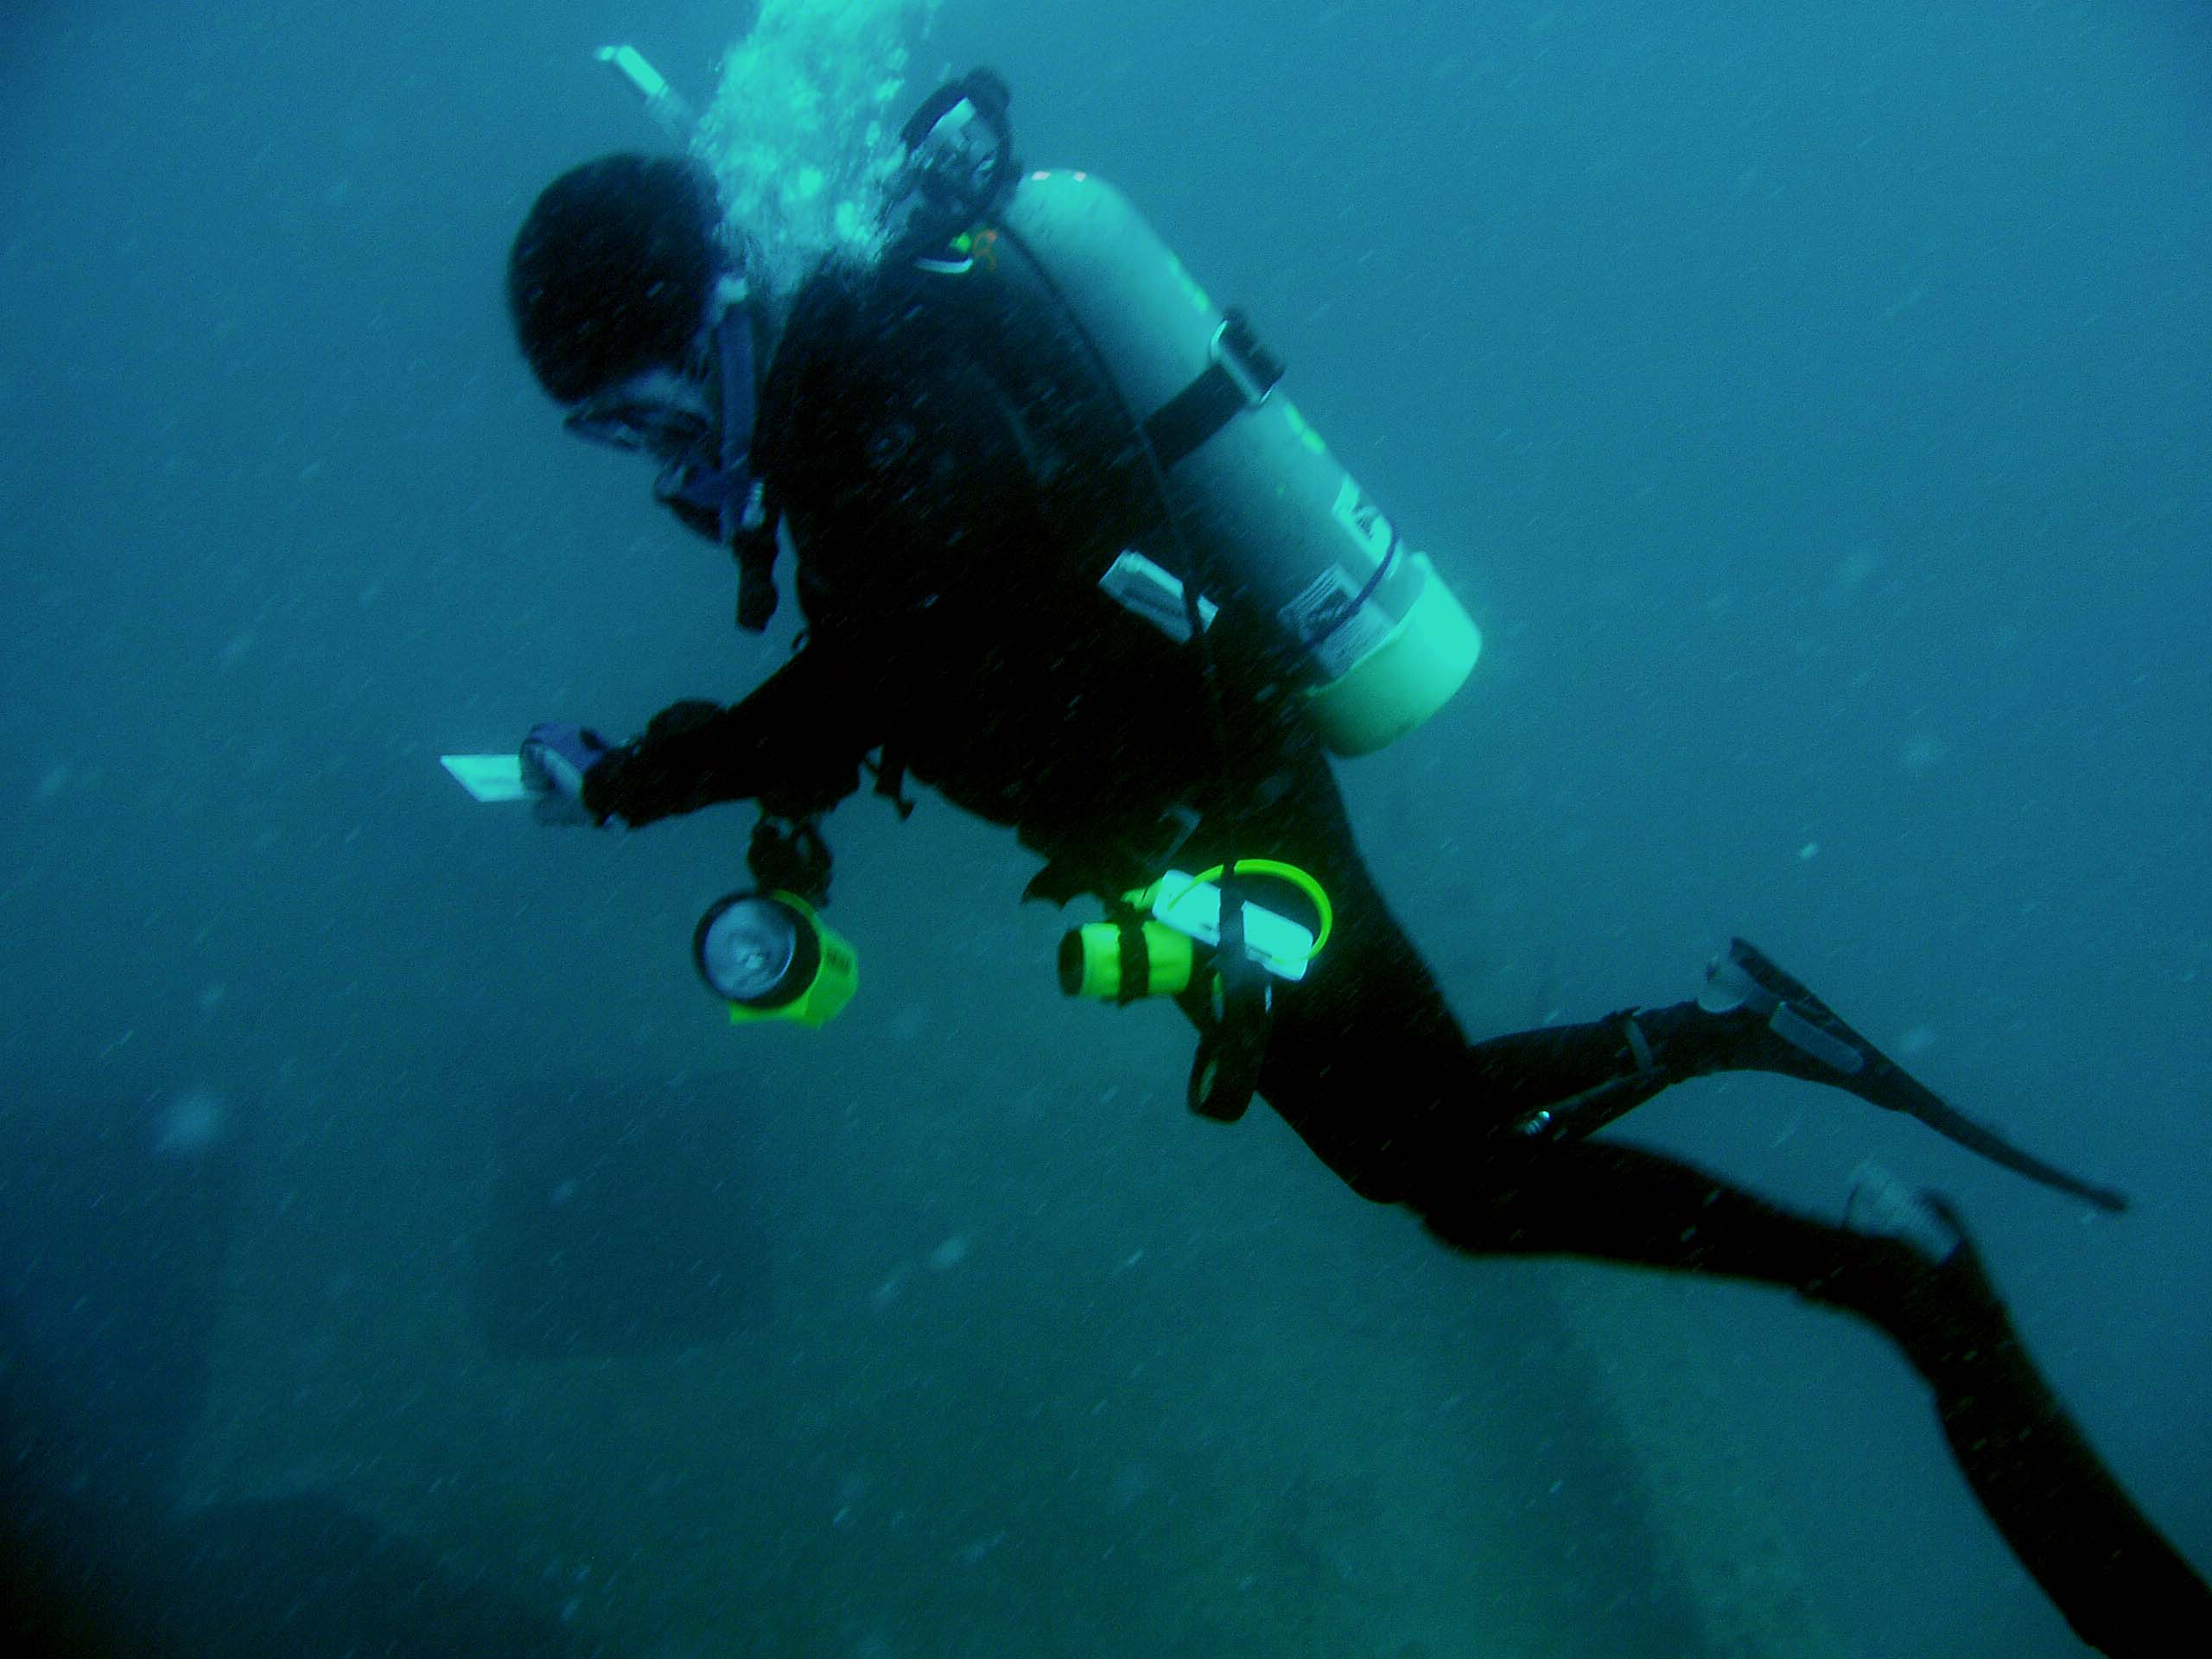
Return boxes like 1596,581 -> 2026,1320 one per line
1281,566 -> 1394,681
1331,475 -> 1396,564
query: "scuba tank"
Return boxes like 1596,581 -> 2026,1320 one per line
984,175 -> 1483,756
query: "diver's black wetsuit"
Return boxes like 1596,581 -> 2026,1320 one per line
582,251 -> 2209,1654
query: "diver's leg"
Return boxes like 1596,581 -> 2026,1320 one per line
1414,1141 -> 2212,1656
1188,745 -> 1783,1198
1188,745 -> 1728,1203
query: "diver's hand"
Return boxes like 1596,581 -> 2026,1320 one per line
519,721 -> 611,825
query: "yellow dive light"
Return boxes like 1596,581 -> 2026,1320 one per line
1060,918 -> 1198,1000
1059,861 -> 1332,1001
692,890 -> 858,1028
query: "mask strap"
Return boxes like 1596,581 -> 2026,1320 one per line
647,278 -> 779,630
713,279 -> 782,632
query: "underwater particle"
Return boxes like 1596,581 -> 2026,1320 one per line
928,1234 -> 970,1271
1110,1459 -> 1158,1509
35,765 -> 68,799
151,1086 -> 232,1156
957,1529 -> 1007,1566
1798,842 -> 1821,861
1896,1025 -> 1937,1058
1900,733 -> 1948,774
1833,546 -> 1879,594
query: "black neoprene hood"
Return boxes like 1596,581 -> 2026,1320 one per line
507,153 -> 721,404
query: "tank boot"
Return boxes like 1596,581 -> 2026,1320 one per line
1701,938 -> 2129,1212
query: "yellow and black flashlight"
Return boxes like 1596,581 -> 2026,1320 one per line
692,890 -> 858,1028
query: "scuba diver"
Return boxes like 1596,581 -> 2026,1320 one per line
499,65 -> 2209,1656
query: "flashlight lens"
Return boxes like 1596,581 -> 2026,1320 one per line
699,897 -> 799,1002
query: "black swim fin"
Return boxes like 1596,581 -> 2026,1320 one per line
1706,938 -> 2130,1213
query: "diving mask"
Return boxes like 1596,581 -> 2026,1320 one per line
563,375 -> 715,458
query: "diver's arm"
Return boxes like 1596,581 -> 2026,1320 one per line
582,647 -> 876,829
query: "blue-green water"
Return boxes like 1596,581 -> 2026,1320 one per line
2,3 -> 2206,1654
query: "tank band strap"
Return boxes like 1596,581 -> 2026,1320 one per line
1142,362 -> 1246,470
1116,917 -> 1152,1005
1140,308 -> 1285,471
